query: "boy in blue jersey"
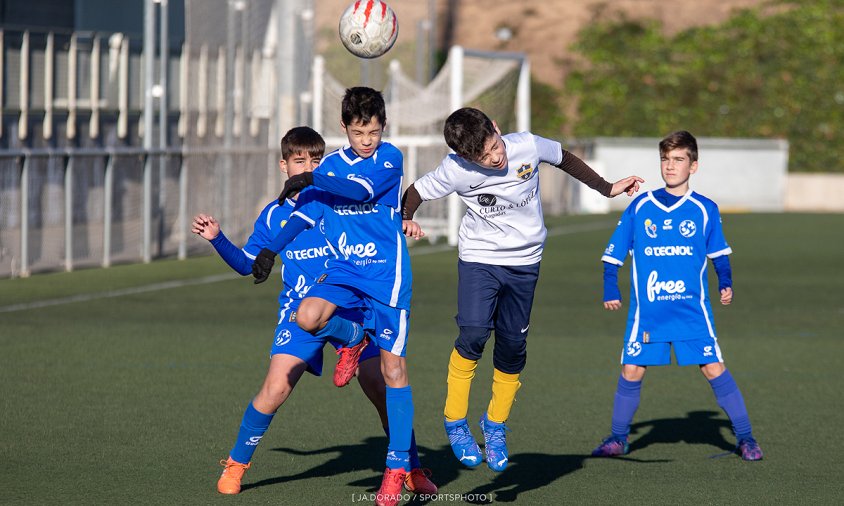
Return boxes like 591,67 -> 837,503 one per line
192,127 -> 433,496
400,107 -> 644,472
592,130 -> 763,461
251,88 -> 433,506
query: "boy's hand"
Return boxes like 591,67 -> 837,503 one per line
720,287 -> 733,305
603,300 -> 622,311
609,176 -> 645,197
191,213 -> 220,240
252,248 -> 277,284
278,173 -> 314,203
402,220 -> 425,240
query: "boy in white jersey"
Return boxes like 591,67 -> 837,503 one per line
400,107 -> 644,471
592,130 -> 763,461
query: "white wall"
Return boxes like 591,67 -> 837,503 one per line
586,137 -> 790,212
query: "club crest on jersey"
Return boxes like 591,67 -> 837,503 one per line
289,311 -> 297,322
516,163 -> 535,180
679,220 -> 697,238
275,329 -> 292,346
644,218 -> 658,238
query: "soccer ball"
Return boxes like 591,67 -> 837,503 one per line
338,0 -> 398,59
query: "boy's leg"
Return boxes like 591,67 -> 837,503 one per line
702,363 -> 762,461
297,296 -> 364,347
219,354 -> 308,494
593,339 -> 669,457
474,263 -> 538,472
358,357 -> 436,494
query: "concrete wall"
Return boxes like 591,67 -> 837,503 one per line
784,174 -> 844,212
584,137 -> 790,212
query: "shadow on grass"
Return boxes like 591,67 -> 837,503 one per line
628,410 -> 736,455
242,436 -> 467,493
241,411 -> 734,500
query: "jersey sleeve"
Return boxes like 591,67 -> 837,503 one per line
242,203 -> 283,259
706,203 -> 732,258
533,135 -> 564,165
601,203 -> 636,265
413,157 -> 457,200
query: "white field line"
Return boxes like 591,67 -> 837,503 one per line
0,221 -> 614,313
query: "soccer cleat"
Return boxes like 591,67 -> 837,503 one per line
404,468 -> 437,495
375,467 -> 408,506
591,436 -> 630,457
444,418 -> 483,468
737,437 -> 763,461
333,335 -> 370,387
479,413 -> 510,472
217,457 -> 250,494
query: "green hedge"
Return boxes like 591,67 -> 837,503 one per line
562,0 -> 844,172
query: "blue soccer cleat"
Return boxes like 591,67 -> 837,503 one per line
479,413 -> 509,472
591,435 -> 630,457
444,418 -> 483,468
737,437 -> 763,461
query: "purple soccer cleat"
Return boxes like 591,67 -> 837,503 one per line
591,436 -> 630,457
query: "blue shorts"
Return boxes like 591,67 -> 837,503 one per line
307,282 -> 409,357
271,299 -> 380,376
620,336 -> 724,366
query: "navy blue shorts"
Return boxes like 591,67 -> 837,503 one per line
454,259 -> 540,372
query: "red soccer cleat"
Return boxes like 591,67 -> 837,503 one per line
333,335 -> 370,387
375,467 -> 408,506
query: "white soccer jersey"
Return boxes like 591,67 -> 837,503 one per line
414,132 -> 563,265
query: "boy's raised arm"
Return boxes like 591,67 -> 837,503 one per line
555,149 -> 644,197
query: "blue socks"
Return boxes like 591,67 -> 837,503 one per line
383,426 -> 421,469
708,369 -> 753,439
610,375 -> 642,438
314,315 -> 363,347
229,402 -> 275,464
385,386 -> 414,471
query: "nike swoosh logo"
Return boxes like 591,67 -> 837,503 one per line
469,182 -> 483,190
520,325 -> 530,333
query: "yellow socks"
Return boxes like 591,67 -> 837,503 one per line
487,368 -> 521,423
444,349 -> 478,422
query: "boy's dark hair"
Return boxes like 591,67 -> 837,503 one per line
659,130 -> 698,162
341,87 -> 386,127
443,107 -> 497,162
281,126 -> 325,160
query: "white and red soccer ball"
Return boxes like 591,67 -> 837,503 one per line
338,0 -> 398,59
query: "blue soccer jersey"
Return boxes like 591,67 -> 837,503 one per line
315,142 -> 405,209
298,142 -> 411,309
601,189 -> 732,342
243,198 -> 334,308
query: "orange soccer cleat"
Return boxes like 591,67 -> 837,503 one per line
216,457 -> 250,495
404,468 -> 437,495
333,335 -> 370,387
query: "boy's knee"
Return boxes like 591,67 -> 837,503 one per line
380,356 -> 408,387
492,332 -> 526,373
621,364 -> 646,382
455,326 -> 491,360
295,300 -> 329,333
700,362 -> 725,380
